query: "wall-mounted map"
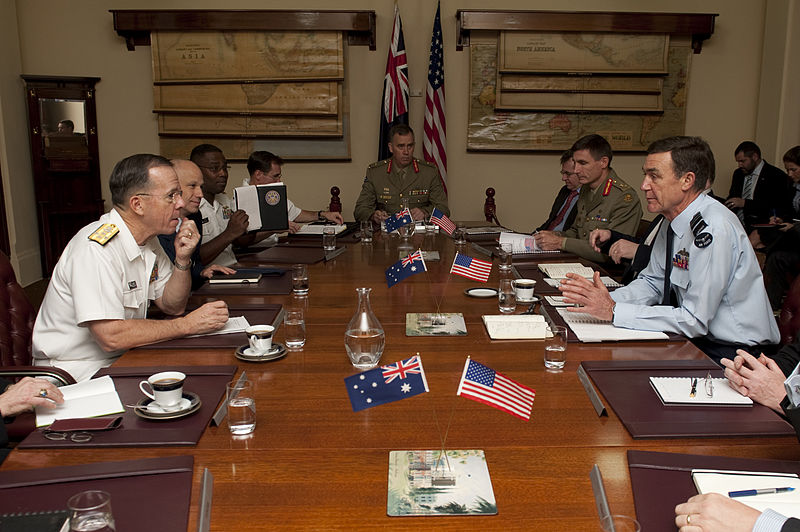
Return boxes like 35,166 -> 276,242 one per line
468,31 -> 691,152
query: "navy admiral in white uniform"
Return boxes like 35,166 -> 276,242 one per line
559,136 -> 779,362
33,154 -> 230,381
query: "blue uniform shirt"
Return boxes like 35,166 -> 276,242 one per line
612,193 -> 779,345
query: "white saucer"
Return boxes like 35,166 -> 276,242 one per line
516,295 -> 540,303
145,397 -> 191,414
243,345 -> 279,357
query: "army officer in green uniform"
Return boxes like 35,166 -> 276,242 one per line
354,124 -> 450,224
535,134 -> 642,263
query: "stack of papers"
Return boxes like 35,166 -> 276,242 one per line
539,262 -> 596,280
296,224 -> 347,235
35,375 -> 124,427
556,308 -> 668,342
543,276 -> 621,289
187,316 -> 250,337
482,314 -> 549,339
692,470 -> 800,518
499,232 -> 560,254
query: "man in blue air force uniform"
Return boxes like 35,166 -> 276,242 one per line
559,136 -> 779,362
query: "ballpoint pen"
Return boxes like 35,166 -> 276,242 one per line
729,487 -> 795,498
690,378 -> 697,398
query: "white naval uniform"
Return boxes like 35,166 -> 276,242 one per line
198,194 -> 238,267
611,193 -> 780,345
32,208 -> 173,381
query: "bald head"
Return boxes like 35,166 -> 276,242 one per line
171,159 -> 204,214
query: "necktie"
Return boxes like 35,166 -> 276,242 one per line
742,174 -> 755,200
661,224 -> 677,307
547,190 -> 579,231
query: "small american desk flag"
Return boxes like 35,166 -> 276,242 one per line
429,207 -> 455,235
450,252 -> 491,282
457,358 -> 536,421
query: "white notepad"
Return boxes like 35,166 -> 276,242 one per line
296,224 -> 347,235
649,377 -> 753,406
692,469 -> 800,518
35,375 -> 124,427
556,308 -> 668,342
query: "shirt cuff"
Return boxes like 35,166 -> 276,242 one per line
753,509 -> 788,532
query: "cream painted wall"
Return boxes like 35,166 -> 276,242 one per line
6,0 -> 788,284
0,0 -> 41,283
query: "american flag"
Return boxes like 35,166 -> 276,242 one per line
429,207 -> 455,235
450,252 -> 492,282
457,358 -> 536,421
378,5 -> 409,161
382,355 -> 423,384
423,2 -> 447,193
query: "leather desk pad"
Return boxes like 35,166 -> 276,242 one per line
0,455 -> 193,532
628,450 -> 800,531
18,366 -> 235,448
137,307 -> 282,349
582,360 -> 794,438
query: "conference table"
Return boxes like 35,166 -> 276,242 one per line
4,227 -> 800,531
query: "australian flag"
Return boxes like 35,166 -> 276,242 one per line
386,249 -> 427,288
384,208 -> 413,233
378,5 -> 409,161
345,355 -> 429,412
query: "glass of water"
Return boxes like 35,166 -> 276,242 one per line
498,279 -> 517,313
322,226 -> 336,251
454,223 -> 467,245
360,220 -> 373,243
291,264 -> 309,295
544,325 -> 568,369
68,490 -> 116,532
498,243 -> 513,271
227,380 -> 256,435
284,309 -> 306,349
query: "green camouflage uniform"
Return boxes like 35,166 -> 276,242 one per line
559,168 -> 643,263
353,158 -> 450,221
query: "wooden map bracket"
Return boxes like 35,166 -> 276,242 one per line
111,10 -> 377,51
455,10 -> 717,53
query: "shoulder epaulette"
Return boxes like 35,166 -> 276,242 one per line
88,223 -> 119,246
613,179 -> 631,191
418,159 -> 437,169
368,159 -> 390,169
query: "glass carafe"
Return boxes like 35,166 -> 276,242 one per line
344,287 -> 386,370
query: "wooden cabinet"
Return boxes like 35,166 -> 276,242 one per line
21,76 -> 104,275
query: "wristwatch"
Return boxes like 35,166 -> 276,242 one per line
174,259 -> 192,271
317,210 -> 326,221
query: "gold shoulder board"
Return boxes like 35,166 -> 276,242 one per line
88,223 -> 119,245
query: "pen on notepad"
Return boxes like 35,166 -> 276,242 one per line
728,487 -> 795,498
689,378 -> 697,398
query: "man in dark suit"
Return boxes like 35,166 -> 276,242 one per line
725,141 -> 793,247
535,150 -> 581,232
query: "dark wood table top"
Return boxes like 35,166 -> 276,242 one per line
5,230 -> 798,531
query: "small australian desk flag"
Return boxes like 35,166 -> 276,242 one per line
385,249 -> 427,288
384,208 -> 413,233
345,355 -> 429,412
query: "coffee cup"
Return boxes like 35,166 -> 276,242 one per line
139,371 -> 185,409
246,325 -> 275,354
513,278 -> 536,301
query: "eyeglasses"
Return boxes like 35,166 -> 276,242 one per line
197,164 -> 230,173
136,191 -> 183,204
